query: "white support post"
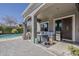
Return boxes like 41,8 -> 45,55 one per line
31,15 -> 37,43
23,20 -> 27,40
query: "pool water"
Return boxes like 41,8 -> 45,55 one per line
0,34 -> 22,39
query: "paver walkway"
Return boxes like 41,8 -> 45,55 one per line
0,39 -> 56,56
47,41 -> 72,56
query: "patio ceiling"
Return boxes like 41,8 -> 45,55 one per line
37,3 -> 77,20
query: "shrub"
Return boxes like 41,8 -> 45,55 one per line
4,27 -> 12,34
17,27 -> 23,33
11,29 -> 18,34
68,45 -> 79,56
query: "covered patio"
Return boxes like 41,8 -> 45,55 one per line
23,3 -> 79,44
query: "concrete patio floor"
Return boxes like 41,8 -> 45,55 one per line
45,41 -> 79,56
47,41 -> 72,56
0,39 -> 56,56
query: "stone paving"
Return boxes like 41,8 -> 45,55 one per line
38,41 -> 79,56
0,39 -> 56,56
46,41 -> 72,56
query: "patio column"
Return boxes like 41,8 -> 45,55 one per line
31,15 -> 37,43
23,20 -> 27,40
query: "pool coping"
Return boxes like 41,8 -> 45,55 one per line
0,36 -> 22,42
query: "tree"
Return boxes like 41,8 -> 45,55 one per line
4,26 -> 12,34
2,16 -> 17,27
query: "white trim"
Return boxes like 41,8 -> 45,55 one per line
24,4 -> 46,21
24,14 -> 31,21
72,15 -> 75,42
53,14 -> 75,42
54,15 -> 75,21
40,21 -> 49,24
30,3 -> 45,16
22,4 -> 33,16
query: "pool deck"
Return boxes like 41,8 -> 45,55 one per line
0,39 -> 56,56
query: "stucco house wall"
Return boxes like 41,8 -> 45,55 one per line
75,10 -> 79,42
37,22 -> 40,32
48,9 -> 77,42
48,19 -> 54,32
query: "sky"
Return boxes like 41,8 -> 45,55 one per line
0,3 -> 29,24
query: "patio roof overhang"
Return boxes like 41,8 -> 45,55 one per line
36,3 -> 77,20
23,3 -> 78,21
22,3 -> 43,18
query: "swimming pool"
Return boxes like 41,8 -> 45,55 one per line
0,34 -> 22,39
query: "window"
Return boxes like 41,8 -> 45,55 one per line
40,21 -> 48,31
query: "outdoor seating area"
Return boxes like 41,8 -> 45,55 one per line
23,3 -> 79,44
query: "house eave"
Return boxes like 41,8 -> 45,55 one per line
22,3 -> 33,17
22,3 -> 43,18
